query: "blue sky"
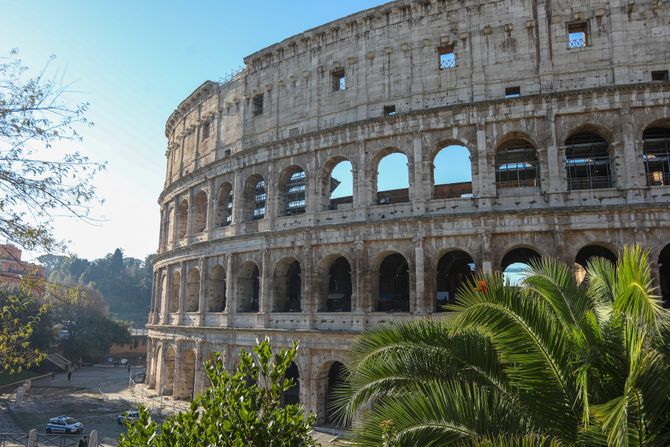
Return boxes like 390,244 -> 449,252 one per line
0,1 -> 392,260
1,0 -> 473,261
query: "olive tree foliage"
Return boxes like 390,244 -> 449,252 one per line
0,48 -> 104,252
119,337 -> 318,447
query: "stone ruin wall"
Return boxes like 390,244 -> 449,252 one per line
146,0 -> 670,422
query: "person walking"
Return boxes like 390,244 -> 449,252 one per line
67,370 -> 72,382
78,435 -> 88,447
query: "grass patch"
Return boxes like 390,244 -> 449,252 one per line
0,370 -> 41,386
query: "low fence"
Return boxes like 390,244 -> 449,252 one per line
0,430 -> 105,447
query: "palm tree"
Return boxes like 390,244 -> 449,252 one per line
337,246 -> 670,446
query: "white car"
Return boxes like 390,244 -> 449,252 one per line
46,416 -> 83,434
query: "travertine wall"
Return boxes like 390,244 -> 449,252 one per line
147,0 -> 670,422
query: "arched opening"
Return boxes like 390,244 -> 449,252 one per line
376,151 -> 409,205
164,347 -> 176,396
185,268 -> 200,313
207,265 -> 226,312
325,257 -> 352,312
495,139 -> 540,190
501,247 -> 541,286
243,175 -> 266,221
575,245 -> 617,283
237,262 -> 260,313
274,259 -> 302,312
283,362 -> 300,405
643,126 -> 670,186
325,362 -> 347,426
324,159 -> 353,210
170,271 -> 181,313
659,245 -> 670,308
193,191 -> 208,234
433,145 -> 473,199
216,183 -> 233,227
377,253 -> 410,312
180,349 -> 196,401
565,132 -> 612,190
436,251 -> 476,312
177,200 -> 188,239
279,166 -> 307,216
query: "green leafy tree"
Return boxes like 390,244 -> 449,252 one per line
338,246 -> 670,446
119,337 -> 318,447
0,285 -> 49,373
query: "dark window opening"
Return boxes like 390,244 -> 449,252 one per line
332,69 -> 346,92
325,362 -> 348,426
383,105 -> 396,116
284,169 -> 306,215
327,257 -> 352,312
505,86 -> 521,98
201,121 -> 210,140
565,133 -> 612,190
575,245 -> 617,283
252,179 -> 266,220
238,263 -> 260,313
275,260 -> 302,312
252,94 -> 264,116
568,23 -> 587,49
643,127 -> 670,187
436,251 -> 475,312
652,70 -> 669,82
438,45 -> 456,70
377,254 -> 410,312
495,140 -> 541,189
282,363 -> 300,406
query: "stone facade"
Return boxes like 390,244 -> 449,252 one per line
146,0 -> 670,423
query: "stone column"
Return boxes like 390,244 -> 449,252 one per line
171,197 -> 179,250
480,233 -> 494,274
414,235 -> 427,314
225,254 -> 235,316
546,104 -> 565,205
619,103 -> 644,193
193,341 -> 207,396
259,249 -> 271,327
232,171 -> 244,230
174,342 -> 184,399
355,141 -> 369,219
178,261 -> 187,325
476,125 -> 494,199
206,177 -> 216,237
186,187 -> 195,242
412,135 -> 427,213
198,258 -> 207,326
160,267 -> 171,325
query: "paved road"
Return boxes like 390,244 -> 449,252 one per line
0,366 -> 346,446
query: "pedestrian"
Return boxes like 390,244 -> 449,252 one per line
127,363 -> 131,374
67,371 -> 72,382
78,435 -> 87,447
50,371 -> 55,380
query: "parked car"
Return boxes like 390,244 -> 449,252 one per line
117,409 -> 140,425
46,416 -> 83,434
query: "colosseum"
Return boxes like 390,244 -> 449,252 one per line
146,0 -> 670,424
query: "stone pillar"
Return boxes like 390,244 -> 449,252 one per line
198,258 -> 207,326
193,341 -> 207,396
414,235 -> 427,314
178,261 -> 187,325
160,267 -> 171,325
232,170 -> 244,228
171,197 -> 179,250
206,177 -> 216,236
225,254 -> 235,316
355,141 -> 369,219
619,103 -> 644,192
546,104 -> 565,203
186,187 -> 195,241
412,135 -> 427,213
265,164 -> 277,226
480,233 -> 494,274
476,125 -> 494,198
304,349 -> 315,417
259,249 -> 271,327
